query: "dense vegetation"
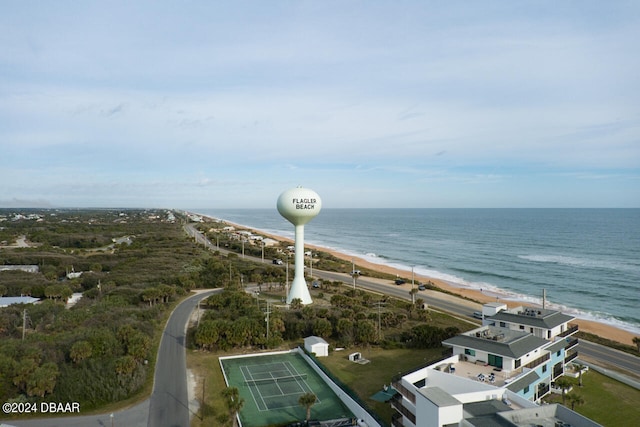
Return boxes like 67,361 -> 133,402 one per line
191,287 -> 460,353
0,209 -> 254,410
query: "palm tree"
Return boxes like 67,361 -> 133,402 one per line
633,336 -> 640,352
573,363 -> 586,387
554,377 -> 573,405
298,392 -> 317,422
567,393 -> 585,410
222,387 -> 244,427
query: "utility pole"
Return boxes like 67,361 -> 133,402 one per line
201,377 -> 205,421
22,309 -> 27,341
373,301 -> 386,342
264,301 -> 271,341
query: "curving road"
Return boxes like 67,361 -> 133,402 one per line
147,289 -> 218,427
3,290 -> 218,427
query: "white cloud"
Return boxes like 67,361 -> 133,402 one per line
1,1 -> 638,207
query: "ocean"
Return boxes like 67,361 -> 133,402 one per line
195,208 -> 640,335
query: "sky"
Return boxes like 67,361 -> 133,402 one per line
1,1 -> 639,209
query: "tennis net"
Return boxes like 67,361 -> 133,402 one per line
245,373 -> 307,386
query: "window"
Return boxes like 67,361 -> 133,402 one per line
515,359 -> 521,369
557,350 -> 561,357
500,322 -> 506,327
519,325 -> 525,330
542,364 -> 547,373
465,349 -> 476,356
524,385 -> 530,394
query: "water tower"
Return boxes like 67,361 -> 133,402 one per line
277,187 -> 322,305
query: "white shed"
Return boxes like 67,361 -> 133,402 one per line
304,336 -> 329,357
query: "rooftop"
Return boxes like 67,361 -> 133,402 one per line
443,326 -> 550,359
489,306 -> 575,330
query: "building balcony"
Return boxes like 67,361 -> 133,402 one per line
391,412 -> 404,427
564,337 -> 579,351
524,352 -> 550,370
565,351 -> 579,364
558,324 -> 579,338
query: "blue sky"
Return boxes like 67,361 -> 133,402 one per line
1,1 -> 639,208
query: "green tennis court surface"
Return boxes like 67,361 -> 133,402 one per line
220,351 -> 355,426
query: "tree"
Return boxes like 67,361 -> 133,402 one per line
409,288 -> 418,304
567,393 -> 585,410
633,337 -> 640,352
69,340 -> 92,363
355,319 -> 377,345
26,362 -> 59,397
573,363 -> 586,387
222,387 -> 244,427
141,288 -> 160,306
298,392 -> 317,422
554,377 -> 573,404
312,318 -> 332,338
336,318 -> 354,346
195,319 -> 221,350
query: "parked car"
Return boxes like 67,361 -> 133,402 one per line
472,311 -> 483,319
394,279 -> 406,285
272,259 -> 283,265
418,283 -> 426,291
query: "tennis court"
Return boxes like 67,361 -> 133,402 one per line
220,350 -> 354,427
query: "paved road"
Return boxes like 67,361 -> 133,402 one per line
147,290 -> 218,427
3,290 -> 218,427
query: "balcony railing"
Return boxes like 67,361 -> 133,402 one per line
564,338 -> 579,350
537,383 -> 550,398
391,412 -> 404,427
565,351 -> 579,364
558,324 -> 579,338
524,352 -> 550,370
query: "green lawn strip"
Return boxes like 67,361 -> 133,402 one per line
189,349 -> 236,427
318,347 -> 445,425
543,369 -> 640,427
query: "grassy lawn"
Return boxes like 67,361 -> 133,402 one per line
303,346 -> 445,424
188,348 -> 237,427
543,369 -> 640,427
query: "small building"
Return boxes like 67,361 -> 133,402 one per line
0,265 -> 39,273
304,336 -> 329,357
0,296 -> 40,308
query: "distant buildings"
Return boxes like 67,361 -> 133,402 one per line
390,303 -> 591,427
0,296 -> 40,308
0,265 -> 39,273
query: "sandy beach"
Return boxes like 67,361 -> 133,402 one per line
208,216 -> 637,347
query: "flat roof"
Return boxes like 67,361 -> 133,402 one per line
418,386 -> 462,408
0,296 -> 40,307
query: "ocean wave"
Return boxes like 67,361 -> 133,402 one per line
518,254 -> 640,273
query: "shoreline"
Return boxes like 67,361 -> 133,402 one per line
201,214 -> 638,347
